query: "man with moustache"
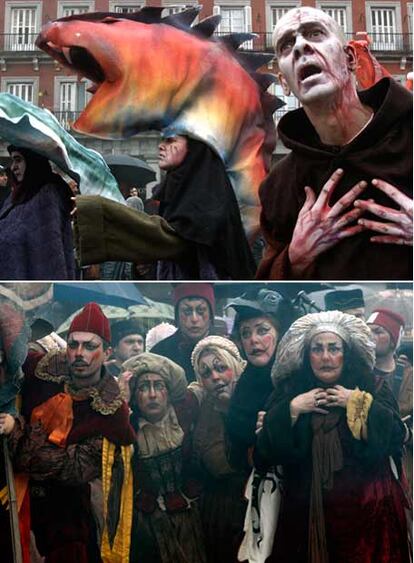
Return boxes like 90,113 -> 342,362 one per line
257,6 -> 412,280
0,302 -> 135,563
152,284 -> 216,383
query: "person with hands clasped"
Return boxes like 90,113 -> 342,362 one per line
257,7 -> 412,280
255,311 -> 410,563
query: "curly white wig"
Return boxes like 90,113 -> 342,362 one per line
272,310 -> 376,385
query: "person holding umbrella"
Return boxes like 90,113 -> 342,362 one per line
0,146 -> 76,280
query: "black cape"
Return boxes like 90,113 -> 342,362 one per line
157,138 -> 256,280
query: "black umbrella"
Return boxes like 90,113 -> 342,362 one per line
104,154 -> 156,187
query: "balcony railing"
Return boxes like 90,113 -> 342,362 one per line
213,31 -> 413,54
2,33 -> 38,51
52,111 -> 81,131
0,31 -> 412,55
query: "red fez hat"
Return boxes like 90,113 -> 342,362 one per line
68,302 -> 111,343
367,308 -> 405,347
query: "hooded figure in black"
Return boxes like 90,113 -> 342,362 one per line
156,137 -> 257,280
0,145 -> 75,279
226,288 -> 295,470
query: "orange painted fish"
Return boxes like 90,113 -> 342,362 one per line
36,8 -> 283,239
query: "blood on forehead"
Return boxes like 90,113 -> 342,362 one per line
273,7 -> 344,50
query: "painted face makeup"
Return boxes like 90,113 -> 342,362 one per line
135,373 -> 169,423
178,298 -> 210,341
66,331 -> 109,387
158,135 -> 188,170
10,151 -> 27,184
240,316 -> 278,367
274,7 -> 350,106
197,351 -> 235,401
115,334 -> 145,362
309,332 -> 344,384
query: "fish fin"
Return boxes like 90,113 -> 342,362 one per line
163,6 -> 202,29
251,72 -> 277,91
236,52 -> 275,72
192,15 -> 221,38
220,33 -> 257,50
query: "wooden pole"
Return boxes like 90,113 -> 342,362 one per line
2,435 -> 22,563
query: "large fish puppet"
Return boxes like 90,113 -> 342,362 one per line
0,94 -> 123,203
36,7 -> 284,239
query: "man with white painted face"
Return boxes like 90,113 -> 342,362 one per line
257,7 -> 412,281
0,303 -> 135,563
152,283 -> 216,383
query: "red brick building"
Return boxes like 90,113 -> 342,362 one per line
0,0 -> 412,170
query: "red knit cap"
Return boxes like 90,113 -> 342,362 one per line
367,308 -> 405,346
68,302 -> 111,343
173,284 -> 215,316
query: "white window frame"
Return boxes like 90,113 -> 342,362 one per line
265,2 -> 299,48
54,76 -> 91,130
316,2 -> 353,34
4,1 -> 42,51
108,1 -> 143,13
365,2 -> 402,51
1,77 -> 39,104
57,1 -> 95,18
213,2 -> 252,47
407,3 -> 413,48
161,2 -> 199,18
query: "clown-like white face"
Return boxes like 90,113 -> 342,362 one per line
274,8 -> 353,106
239,316 -> 278,367
197,351 -> 235,401
135,373 -> 169,423
178,298 -> 211,341
66,331 -> 110,387
309,332 -> 344,384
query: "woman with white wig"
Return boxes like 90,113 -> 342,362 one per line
191,336 -> 248,563
255,311 -> 410,563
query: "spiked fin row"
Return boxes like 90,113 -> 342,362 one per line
56,6 -> 284,111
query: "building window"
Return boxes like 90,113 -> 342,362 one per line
265,3 -> 297,47
6,5 -> 39,51
55,78 -> 89,130
368,5 -> 402,50
5,82 -> 34,103
62,7 -> 90,16
109,2 -> 142,12
408,4 -> 413,48
163,5 -> 193,16
321,7 -> 347,32
213,4 -> 252,46
1,77 -> 38,103
270,6 -> 295,30
57,2 -> 94,18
